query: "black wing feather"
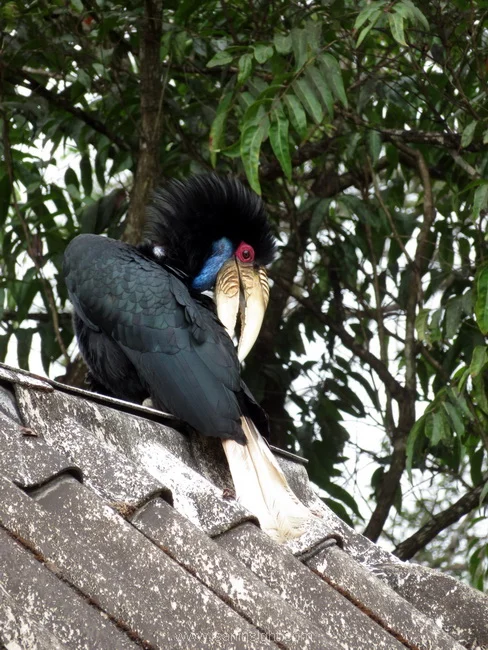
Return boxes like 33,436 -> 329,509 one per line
64,234 -> 245,442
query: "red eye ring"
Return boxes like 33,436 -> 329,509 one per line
236,241 -> 255,263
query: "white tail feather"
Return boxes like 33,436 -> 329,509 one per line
222,416 -> 311,542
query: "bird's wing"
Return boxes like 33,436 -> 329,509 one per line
64,234 -> 245,442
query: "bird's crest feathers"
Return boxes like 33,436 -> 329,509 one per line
144,175 -> 276,281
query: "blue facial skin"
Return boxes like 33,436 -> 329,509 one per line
192,237 -> 234,291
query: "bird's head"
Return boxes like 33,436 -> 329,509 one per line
144,174 -> 276,361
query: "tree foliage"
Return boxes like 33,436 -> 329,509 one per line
1,0 -> 487,588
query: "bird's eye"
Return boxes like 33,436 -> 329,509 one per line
236,241 -> 255,263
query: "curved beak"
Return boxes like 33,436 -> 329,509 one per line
215,259 -> 270,362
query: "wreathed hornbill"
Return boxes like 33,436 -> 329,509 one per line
63,174 -> 311,541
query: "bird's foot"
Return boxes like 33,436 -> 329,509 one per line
19,426 -> 37,437
222,487 -> 236,500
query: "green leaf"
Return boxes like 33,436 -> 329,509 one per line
356,24 -> 372,48
401,0 -> 429,29
274,33 -> 292,54
310,198 -> 331,239
349,369 -> 381,410
388,12 -> 406,45
207,49 -> 233,68
16,328 -> 36,370
209,91 -> 233,166
355,8 -> 383,47
95,151 -> 106,190
174,0 -> 202,23
431,409 -> 450,446
318,53 -> 348,108
445,295 -> 464,339
480,480 -> 488,507
469,447 -> 484,486
269,109 -> 292,180
283,94 -> 307,139
305,66 -> 334,117
77,68 -> 91,90
415,308 -> 430,345
443,401 -> 464,436
367,130 -> 382,163
240,119 -> 269,194
472,183 -> 488,221
475,263 -> 488,334
64,167 -> 79,190
473,373 -> 488,413
12,268 -> 41,321
461,121 -> 477,148
354,2 -> 385,29
253,44 -> 273,64
0,334 -> 10,363
325,482 -> 363,518
291,27 -> 307,70
220,140 -> 241,159
243,97 -> 272,125
323,498 -> 354,527
237,53 -> 253,85
304,20 -> 321,53
470,345 -> 488,377
292,78 -> 323,125
92,62 -> 106,78
406,414 -> 426,475
50,184 -> 71,219
457,367 -> 471,393
448,387 -> 473,421
80,154 -> 93,197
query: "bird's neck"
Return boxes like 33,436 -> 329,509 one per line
191,237 -> 233,292
137,242 -> 190,284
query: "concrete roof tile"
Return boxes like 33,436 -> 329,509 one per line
217,522 -> 408,650
307,543 -> 467,650
0,474 -> 278,650
375,562 -> 488,649
132,497 -> 336,650
0,362 -> 484,650
0,389 -> 80,489
15,385 -> 169,509
0,582 -> 66,650
0,528 -> 139,650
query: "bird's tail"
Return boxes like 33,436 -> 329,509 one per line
222,416 -> 311,543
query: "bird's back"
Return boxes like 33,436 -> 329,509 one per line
64,234 -> 270,443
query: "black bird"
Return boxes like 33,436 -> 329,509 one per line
64,175 -> 310,541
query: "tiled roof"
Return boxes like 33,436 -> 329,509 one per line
0,361 -> 487,650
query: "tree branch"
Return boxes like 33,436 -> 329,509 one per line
3,66 -> 130,152
1,311 -> 72,324
393,475 -> 488,560
270,276 -> 405,402
344,111 -> 488,153
364,144 -> 436,542
364,217 -> 395,437
121,0 -> 164,244
369,158 -> 413,265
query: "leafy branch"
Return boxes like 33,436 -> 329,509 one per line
1,116 -> 70,365
394,474 -> 488,560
